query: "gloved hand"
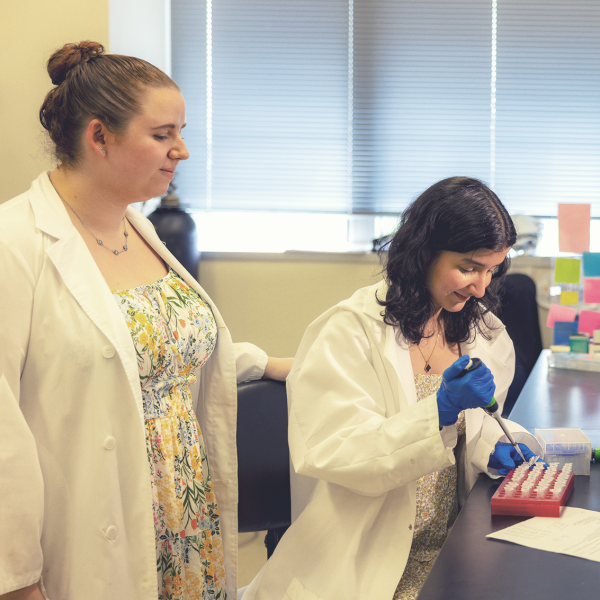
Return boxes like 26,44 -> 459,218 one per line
436,355 -> 496,426
488,442 -> 548,476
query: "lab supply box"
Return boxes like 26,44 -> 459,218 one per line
547,352 -> 600,373
535,427 -> 592,475
490,464 -> 574,517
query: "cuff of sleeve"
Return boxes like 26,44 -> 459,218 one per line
439,424 -> 458,450
234,342 -> 269,383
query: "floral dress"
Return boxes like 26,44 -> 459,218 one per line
393,374 -> 466,600
113,269 -> 227,600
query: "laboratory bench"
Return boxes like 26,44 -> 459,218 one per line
418,349 -> 600,600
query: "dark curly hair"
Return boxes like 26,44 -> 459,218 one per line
39,41 -> 179,167
378,176 -> 516,345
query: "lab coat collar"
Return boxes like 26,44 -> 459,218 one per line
29,171 -> 75,239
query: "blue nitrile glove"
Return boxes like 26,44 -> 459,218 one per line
436,355 -> 496,426
488,442 -> 548,476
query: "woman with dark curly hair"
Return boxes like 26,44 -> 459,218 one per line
241,177 -> 544,600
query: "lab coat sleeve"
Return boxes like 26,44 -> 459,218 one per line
0,239 -> 44,594
288,310 -> 454,497
233,342 -> 268,383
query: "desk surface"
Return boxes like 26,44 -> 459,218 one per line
510,350 -> 600,446
418,466 -> 600,600
419,349 -> 600,599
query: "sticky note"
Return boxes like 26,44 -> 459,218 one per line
554,258 -> 581,284
578,310 -> 600,336
583,253 -> 600,277
546,304 -> 577,329
554,321 -> 578,345
560,291 -> 578,305
558,204 -> 590,253
583,279 -> 600,304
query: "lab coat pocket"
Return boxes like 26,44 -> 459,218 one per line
284,578 -> 325,600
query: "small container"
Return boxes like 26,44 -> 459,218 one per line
535,428 -> 592,475
569,334 -> 589,354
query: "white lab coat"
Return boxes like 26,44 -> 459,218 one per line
0,172 -> 267,599
243,282 -> 541,600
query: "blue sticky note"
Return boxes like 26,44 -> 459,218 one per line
583,253 -> 600,277
554,320 -> 579,346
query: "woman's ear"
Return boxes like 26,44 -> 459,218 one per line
85,119 -> 111,158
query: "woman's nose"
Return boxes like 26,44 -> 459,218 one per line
169,138 -> 190,161
470,274 -> 487,298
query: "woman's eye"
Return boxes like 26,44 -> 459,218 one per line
154,135 -> 168,141
459,267 -> 474,274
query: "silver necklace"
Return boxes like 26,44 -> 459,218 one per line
58,193 -> 129,256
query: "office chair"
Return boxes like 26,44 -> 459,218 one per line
236,379 -> 291,557
495,273 -> 543,417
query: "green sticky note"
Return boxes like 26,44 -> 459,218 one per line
555,258 -> 581,284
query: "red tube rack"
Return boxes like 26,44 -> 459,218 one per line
490,468 -> 575,517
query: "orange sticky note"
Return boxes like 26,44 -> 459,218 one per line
558,204 -> 590,253
560,291 -> 578,305
546,304 -> 577,328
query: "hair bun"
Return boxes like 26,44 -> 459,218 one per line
47,41 -> 105,85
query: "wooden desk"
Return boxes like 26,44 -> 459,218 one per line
418,349 -> 600,599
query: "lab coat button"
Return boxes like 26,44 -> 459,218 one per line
408,524 -> 412,530
102,346 -> 115,359
104,437 -> 117,450
105,526 -> 118,540
410,458 -> 416,464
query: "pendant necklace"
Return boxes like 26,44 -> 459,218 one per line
58,192 -> 129,255
416,331 -> 440,373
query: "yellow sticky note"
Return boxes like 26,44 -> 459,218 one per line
560,291 -> 578,305
555,258 -> 581,284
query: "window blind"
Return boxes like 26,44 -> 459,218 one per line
495,0 -> 600,216
172,0 -> 600,216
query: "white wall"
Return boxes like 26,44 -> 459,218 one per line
109,0 -> 171,74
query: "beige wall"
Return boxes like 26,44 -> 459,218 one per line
0,0 -> 109,203
198,253 -> 556,358
199,253 -> 383,357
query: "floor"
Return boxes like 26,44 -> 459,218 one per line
238,530 -> 268,587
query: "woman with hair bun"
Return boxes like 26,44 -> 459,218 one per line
242,177 -> 544,600
0,41 -> 291,600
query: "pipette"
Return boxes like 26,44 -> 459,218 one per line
458,357 -> 529,466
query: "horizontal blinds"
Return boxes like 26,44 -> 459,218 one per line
171,0 -> 207,208
172,1 -> 600,216
353,0 -> 491,213
495,0 -> 600,216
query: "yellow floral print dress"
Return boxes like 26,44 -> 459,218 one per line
113,269 -> 227,600
393,374 -> 466,600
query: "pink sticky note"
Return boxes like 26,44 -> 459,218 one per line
558,204 -> 590,253
578,310 -> 600,336
583,279 -> 600,304
546,304 -> 577,328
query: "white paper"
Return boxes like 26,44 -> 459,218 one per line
486,507 -> 600,562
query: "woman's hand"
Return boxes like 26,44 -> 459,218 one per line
263,357 -> 294,381
436,355 -> 495,426
0,583 -> 45,600
488,442 -> 547,475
